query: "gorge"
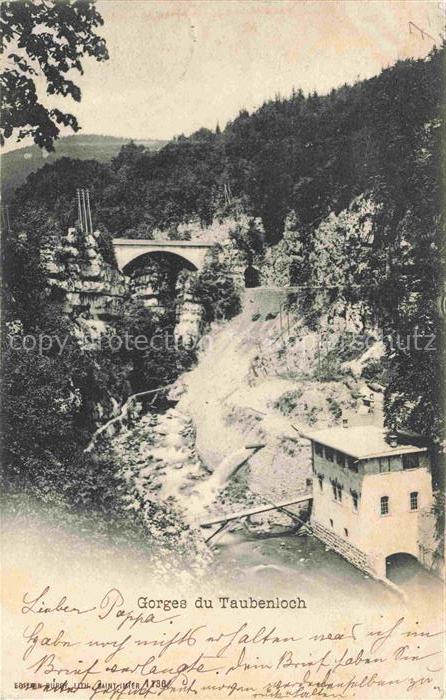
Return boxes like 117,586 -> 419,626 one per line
2,43 -> 444,599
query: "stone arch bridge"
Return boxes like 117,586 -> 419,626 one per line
113,238 -> 214,273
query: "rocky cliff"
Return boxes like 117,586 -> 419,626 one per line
42,227 -> 126,319
41,227 -> 207,344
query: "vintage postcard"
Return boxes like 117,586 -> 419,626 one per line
1,1 -> 445,698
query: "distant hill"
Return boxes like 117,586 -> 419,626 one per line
1,134 -> 168,200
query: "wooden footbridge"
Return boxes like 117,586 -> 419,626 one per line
200,493 -> 313,545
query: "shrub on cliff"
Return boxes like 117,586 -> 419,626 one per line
192,260 -> 241,324
228,216 -> 265,259
110,299 -> 196,392
2,308 -> 128,490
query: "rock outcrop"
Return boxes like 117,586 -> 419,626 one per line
174,273 -> 203,345
41,228 -> 206,345
42,227 -> 126,319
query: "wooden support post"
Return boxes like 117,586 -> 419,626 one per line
86,189 -> 94,235
205,519 -> 230,545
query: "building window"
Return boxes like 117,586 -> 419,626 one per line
403,453 -> 420,470
315,443 -> 323,457
325,447 -> 334,462
347,456 -> 358,472
352,493 -> 359,511
318,476 -> 324,491
379,457 -> 391,472
410,491 -> 419,511
344,528 -> 349,537
336,451 -> 345,467
329,519 -> 334,528
331,482 -> 343,502
380,496 -> 389,516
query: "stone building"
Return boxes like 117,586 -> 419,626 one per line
302,424 -> 434,579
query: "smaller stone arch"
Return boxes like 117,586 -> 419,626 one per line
385,552 -> 420,583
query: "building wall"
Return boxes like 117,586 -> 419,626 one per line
363,453 -> 429,475
311,445 -> 434,578
312,447 -> 366,553
359,468 -> 433,577
363,455 -> 402,474
312,450 -> 363,492
311,474 -> 363,550
311,519 -> 373,573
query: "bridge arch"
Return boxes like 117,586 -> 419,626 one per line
122,250 -> 197,276
113,238 -> 214,273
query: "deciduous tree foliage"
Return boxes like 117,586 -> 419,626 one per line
1,0 -> 108,150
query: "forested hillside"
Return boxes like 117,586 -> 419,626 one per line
10,45 -> 443,243
1,134 -> 167,200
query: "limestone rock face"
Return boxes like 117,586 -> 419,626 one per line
61,246 -> 79,259
64,229 -> 77,244
261,242 -> 293,287
214,239 -> 248,288
45,261 -> 65,277
41,227 -> 127,319
82,261 -> 102,280
128,260 -> 178,311
174,272 -> 203,345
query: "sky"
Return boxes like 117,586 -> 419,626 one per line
4,0 -> 445,151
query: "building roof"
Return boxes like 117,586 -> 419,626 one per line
298,425 -> 427,460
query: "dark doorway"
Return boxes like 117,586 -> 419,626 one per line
385,552 -> 420,583
244,265 -> 260,288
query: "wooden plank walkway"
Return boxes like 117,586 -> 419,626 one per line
200,493 -> 313,538
200,493 -> 313,545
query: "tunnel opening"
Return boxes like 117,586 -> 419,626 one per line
244,265 -> 261,288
